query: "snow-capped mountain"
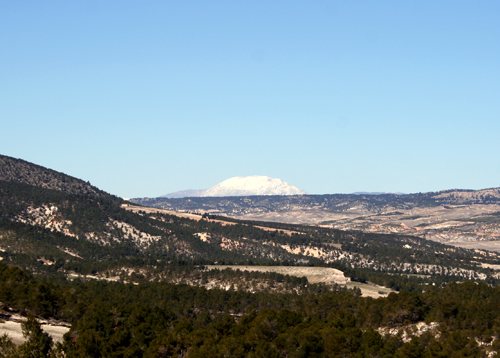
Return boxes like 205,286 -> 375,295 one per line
162,176 -> 307,198
202,176 -> 307,197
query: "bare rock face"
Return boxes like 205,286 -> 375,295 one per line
201,176 -> 307,197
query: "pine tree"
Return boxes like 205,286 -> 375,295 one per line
18,315 -> 52,358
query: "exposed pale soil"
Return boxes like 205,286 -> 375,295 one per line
123,204 -> 302,235
206,265 -> 348,284
233,204 -> 500,252
205,265 -> 393,298
124,204 -> 204,221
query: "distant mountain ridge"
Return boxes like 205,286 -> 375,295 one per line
132,187 -> 500,251
161,189 -> 206,198
162,175 -> 307,198
351,191 -> 405,195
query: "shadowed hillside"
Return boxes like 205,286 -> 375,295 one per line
0,154 -> 117,201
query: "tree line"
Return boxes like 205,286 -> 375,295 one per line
1,261 -> 500,357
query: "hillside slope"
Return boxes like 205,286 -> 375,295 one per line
0,154 -> 116,200
1,154 -> 500,290
133,189 -> 500,249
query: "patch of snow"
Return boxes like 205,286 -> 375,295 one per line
0,319 -> 70,345
108,220 -> 162,246
195,232 -> 210,242
14,205 -> 76,237
201,176 -> 307,197
58,247 -> 83,259
378,322 -> 439,343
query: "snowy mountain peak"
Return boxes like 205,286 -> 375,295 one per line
201,176 -> 307,197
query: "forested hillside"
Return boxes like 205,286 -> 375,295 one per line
2,154 -> 500,356
0,155 -> 117,200
2,261 -> 500,357
2,177 -> 499,291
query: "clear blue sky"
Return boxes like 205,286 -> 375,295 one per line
1,1 -> 499,198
